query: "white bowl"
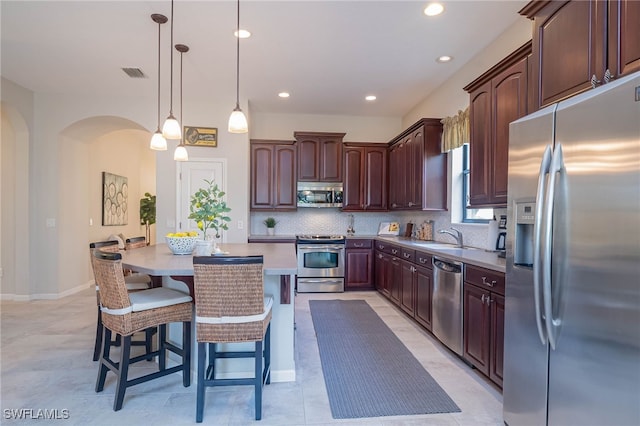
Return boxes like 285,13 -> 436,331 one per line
165,236 -> 198,255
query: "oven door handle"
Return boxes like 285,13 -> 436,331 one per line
297,244 -> 345,251
297,278 -> 344,284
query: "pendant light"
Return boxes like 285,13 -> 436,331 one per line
228,0 -> 248,133
150,14 -> 168,150
174,44 -> 189,162
162,0 -> 181,140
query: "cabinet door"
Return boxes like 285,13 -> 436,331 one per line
423,122 -> 447,210
375,251 -> 390,296
297,138 -> 319,181
463,284 -> 490,375
490,293 -> 505,387
388,142 -> 406,209
251,144 -> 275,209
406,129 -> 423,209
343,147 -> 364,210
388,254 -> 402,305
532,0 -> 606,108
364,147 -> 387,211
273,145 -> 297,209
491,56 -> 528,205
414,265 -> 433,331
469,81 -> 492,207
319,137 -> 343,182
345,248 -> 373,290
399,260 -> 415,316
609,0 -> 640,78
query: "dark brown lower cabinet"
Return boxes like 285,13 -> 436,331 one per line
374,250 -> 390,297
388,254 -> 402,306
463,266 -> 505,388
399,259 -> 415,316
414,264 -> 433,331
345,239 -> 374,291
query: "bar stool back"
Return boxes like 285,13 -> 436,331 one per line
192,255 -> 272,422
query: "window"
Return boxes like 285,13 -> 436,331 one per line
462,143 -> 493,222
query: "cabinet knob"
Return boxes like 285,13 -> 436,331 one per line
591,74 -> 600,88
392,203 -> 398,208
419,258 -> 427,264
482,276 -> 496,287
481,294 -> 486,304
354,243 -> 364,248
403,253 -> 410,258
391,249 -> 398,254
378,253 -> 383,259
603,68 -> 613,84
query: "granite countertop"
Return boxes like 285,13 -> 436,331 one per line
374,236 -> 505,273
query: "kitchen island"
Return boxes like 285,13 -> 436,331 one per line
120,243 -> 297,383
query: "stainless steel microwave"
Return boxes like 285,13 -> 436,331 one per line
297,182 -> 343,208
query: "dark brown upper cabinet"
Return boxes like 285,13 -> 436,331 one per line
388,119 -> 447,211
250,140 -> 297,211
464,42 -> 531,208
294,131 -> 345,182
521,0 -> 640,110
342,143 -> 388,211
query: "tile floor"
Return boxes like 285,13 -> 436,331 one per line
0,289 -> 503,425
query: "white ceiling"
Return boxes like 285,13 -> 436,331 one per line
1,0 -> 527,118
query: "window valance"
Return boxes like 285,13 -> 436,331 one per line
440,107 -> 469,153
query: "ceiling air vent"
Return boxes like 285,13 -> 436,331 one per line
121,67 -> 146,78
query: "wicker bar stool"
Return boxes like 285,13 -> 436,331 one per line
93,249 -> 193,411
90,240 -> 153,361
193,255 -> 272,423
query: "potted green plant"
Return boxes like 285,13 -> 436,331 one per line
139,192 -> 156,246
263,217 -> 278,236
188,179 -> 232,254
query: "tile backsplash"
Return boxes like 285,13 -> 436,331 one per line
250,208 -> 507,251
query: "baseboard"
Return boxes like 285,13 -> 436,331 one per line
0,281 -> 92,301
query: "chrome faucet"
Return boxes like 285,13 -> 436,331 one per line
346,214 -> 355,235
439,227 -> 463,248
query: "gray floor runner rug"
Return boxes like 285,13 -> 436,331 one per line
309,299 -> 461,419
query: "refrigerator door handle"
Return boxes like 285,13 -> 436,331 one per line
543,143 -> 565,350
533,144 -> 553,345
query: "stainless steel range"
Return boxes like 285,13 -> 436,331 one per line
296,235 -> 345,293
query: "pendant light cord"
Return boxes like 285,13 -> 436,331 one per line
156,20 -> 162,129
235,0 -> 240,108
179,49 -> 183,145
169,0 -> 174,115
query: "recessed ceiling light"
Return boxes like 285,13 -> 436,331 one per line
234,29 -> 251,38
365,95 -> 377,101
424,3 -> 444,17
436,55 -> 452,63
278,92 -> 290,98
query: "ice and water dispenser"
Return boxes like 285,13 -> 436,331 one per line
514,202 -> 535,267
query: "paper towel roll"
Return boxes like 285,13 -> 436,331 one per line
487,219 -> 499,251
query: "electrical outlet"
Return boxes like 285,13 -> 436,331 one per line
238,220 -> 244,229
46,218 -> 56,228
89,218 -> 93,226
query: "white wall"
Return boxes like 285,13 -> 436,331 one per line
403,19 -> 532,126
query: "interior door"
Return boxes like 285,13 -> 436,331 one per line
178,159 -> 226,241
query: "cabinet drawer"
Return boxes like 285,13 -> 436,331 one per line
465,265 -> 505,296
346,239 -> 372,249
415,251 -> 433,268
388,245 -> 402,258
400,248 -> 415,262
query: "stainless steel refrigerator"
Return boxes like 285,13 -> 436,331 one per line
503,71 -> 640,426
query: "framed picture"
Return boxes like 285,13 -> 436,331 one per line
184,126 -> 218,147
102,172 -> 128,226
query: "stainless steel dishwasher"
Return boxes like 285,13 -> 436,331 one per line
432,256 -> 463,356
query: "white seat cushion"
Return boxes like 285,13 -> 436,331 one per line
196,295 -> 273,324
128,287 -> 192,312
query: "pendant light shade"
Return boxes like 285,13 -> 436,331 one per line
162,114 -> 181,140
229,105 -> 248,133
150,131 -> 167,150
228,0 -> 248,134
173,144 -> 188,161
150,14 -> 168,150
162,0 -> 181,140
174,43 -> 189,162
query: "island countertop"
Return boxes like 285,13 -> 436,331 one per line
120,242 -> 297,276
